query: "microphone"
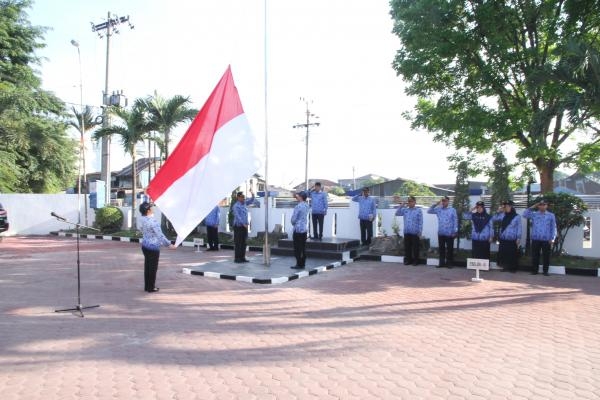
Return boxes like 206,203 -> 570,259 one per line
51,211 -> 66,221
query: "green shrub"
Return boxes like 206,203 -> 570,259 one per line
94,206 -> 124,233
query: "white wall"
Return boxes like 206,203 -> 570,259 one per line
1,194 -> 597,258
0,194 -> 94,235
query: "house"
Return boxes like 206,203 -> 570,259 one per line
433,181 -> 488,196
85,157 -> 161,196
555,172 -> 600,195
292,179 -> 339,192
338,174 -> 389,191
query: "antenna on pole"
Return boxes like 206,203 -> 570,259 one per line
91,12 -> 134,206
293,98 -> 320,191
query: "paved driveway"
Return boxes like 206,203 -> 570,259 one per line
1,236 -> 599,399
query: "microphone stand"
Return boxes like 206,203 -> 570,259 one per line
53,214 -> 100,317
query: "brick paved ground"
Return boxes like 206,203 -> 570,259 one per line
1,236 -> 599,399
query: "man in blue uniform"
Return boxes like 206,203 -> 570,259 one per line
523,198 -> 557,276
290,191 -> 310,269
428,196 -> 458,268
204,205 -> 221,251
232,190 -> 255,263
308,182 -> 328,240
352,187 -> 377,246
395,195 -> 423,265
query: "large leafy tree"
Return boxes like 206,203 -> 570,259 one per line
93,99 -> 154,229
394,180 -> 435,197
390,0 -> 600,193
0,0 -> 76,192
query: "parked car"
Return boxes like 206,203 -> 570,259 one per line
0,202 -> 8,233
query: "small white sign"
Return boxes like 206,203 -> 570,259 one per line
467,258 -> 490,271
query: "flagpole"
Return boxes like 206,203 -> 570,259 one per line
263,0 -> 271,266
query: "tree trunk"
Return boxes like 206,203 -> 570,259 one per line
537,162 -> 555,194
164,128 -> 171,161
131,150 -> 137,231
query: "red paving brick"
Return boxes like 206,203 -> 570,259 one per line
1,235 -> 600,399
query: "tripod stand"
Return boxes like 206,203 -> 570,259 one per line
52,212 -> 100,317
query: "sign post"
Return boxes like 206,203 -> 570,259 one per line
467,258 -> 489,282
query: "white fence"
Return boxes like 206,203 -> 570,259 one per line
0,193 -> 596,258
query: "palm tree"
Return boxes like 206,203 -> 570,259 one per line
93,99 -> 155,230
68,105 -> 101,190
140,93 -> 197,234
69,105 -> 101,226
141,92 -> 197,161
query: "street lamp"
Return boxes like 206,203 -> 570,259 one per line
71,39 -> 88,226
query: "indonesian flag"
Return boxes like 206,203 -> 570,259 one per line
147,66 -> 262,246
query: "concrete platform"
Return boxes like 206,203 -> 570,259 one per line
182,252 -> 353,284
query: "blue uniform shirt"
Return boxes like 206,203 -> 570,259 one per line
463,212 -> 493,241
395,206 -> 423,235
491,212 -> 522,241
291,201 -> 310,233
352,195 -> 377,220
140,215 -> 171,250
523,209 -> 557,241
204,206 -> 220,227
309,190 -> 328,215
427,204 -> 458,236
233,195 -> 256,226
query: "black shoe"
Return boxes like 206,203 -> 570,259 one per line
447,265 -> 453,269
543,272 -> 550,276
530,271 -> 538,275
509,269 -> 517,273
412,262 -> 419,266
234,259 -> 244,264
147,287 -> 159,292
241,259 -> 250,263
291,265 -> 304,269
403,261 -> 411,266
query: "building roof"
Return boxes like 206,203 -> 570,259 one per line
114,157 -> 161,177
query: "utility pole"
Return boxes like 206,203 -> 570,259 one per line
293,98 -> 319,191
91,12 -> 133,205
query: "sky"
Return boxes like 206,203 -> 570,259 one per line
28,0 -> 460,188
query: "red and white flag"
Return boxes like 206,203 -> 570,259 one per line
147,66 -> 262,246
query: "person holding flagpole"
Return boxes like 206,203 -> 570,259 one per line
232,189 -> 256,263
